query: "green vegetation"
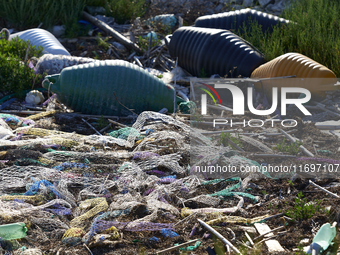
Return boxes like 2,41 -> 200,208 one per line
96,33 -> 110,50
0,0 -> 86,35
96,115 -> 109,129
0,37 -> 44,94
105,0 -> 148,24
286,192 -> 322,220
0,0 -> 148,35
137,35 -> 161,52
274,138 -> 301,155
219,132 -> 243,149
238,0 -> 340,76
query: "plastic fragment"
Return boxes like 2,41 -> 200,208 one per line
145,14 -> 177,29
307,222 -> 337,254
150,236 -> 159,242
160,229 -> 179,238
25,90 -> 44,105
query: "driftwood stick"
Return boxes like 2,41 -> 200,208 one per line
245,232 -> 254,246
316,103 -> 340,118
82,11 -> 143,53
309,180 -> 340,198
108,119 -> 127,128
198,219 -> 241,254
174,212 -> 197,227
156,239 -> 200,255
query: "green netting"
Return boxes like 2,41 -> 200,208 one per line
202,177 -> 240,185
108,127 -> 143,140
208,191 -> 258,202
175,240 -> 201,251
179,101 -> 197,114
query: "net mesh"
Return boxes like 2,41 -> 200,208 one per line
0,111 -> 268,249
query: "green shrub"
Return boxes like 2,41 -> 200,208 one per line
219,132 -> 243,149
238,0 -> 340,76
274,138 -> 302,155
286,192 -> 322,220
105,0 -> 148,24
0,38 -> 44,94
0,0 -> 86,32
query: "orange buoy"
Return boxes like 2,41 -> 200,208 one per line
251,53 -> 337,99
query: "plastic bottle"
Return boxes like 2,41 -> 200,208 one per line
0,222 -> 27,240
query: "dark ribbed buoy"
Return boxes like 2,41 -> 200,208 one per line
194,8 -> 290,33
168,26 -> 265,78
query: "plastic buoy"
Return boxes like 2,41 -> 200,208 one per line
9,28 -> 70,56
168,26 -> 265,78
194,8 -> 290,33
43,60 -> 184,116
250,53 -> 337,98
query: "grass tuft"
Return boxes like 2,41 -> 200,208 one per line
237,0 -> 340,76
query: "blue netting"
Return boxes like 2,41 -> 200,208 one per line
53,162 -> 89,171
149,236 -> 159,242
24,179 -> 62,198
44,203 -> 72,216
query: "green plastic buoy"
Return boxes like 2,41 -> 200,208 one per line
43,60 -> 185,116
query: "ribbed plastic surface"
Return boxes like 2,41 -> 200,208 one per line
43,60 -> 181,116
10,28 -> 70,56
251,53 -> 336,78
251,53 -> 337,97
168,26 -> 265,78
194,8 -> 290,33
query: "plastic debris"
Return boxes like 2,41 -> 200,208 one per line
9,28 -> 70,55
160,229 -> 179,238
307,222 -> 337,254
194,8 -> 290,33
145,14 -> 177,29
42,60 -> 185,116
25,90 -> 44,105
169,26 -> 265,77
0,222 -> 27,240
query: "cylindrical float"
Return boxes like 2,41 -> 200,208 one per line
168,26 -> 265,78
43,60 -> 184,116
194,8 -> 290,33
250,53 -> 337,98
10,28 -> 70,56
